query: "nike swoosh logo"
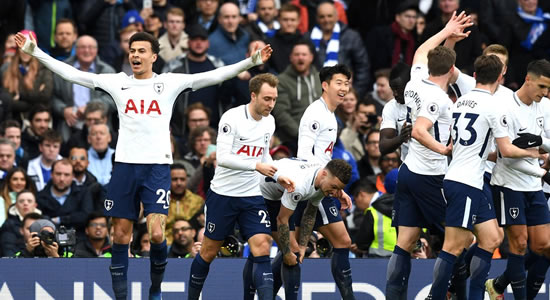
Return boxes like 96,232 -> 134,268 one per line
397,118 -> 406,122
239,137 -> 248,141
163,205 -> 169,209
262,272 -> 273,276
519,127 -> 527,131
121,87 -> 130,90
528,141 -> 536,145
328,128 -> 335,131
191,275 -> 205,279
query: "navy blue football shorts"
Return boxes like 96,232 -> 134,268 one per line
294,197 -> 342,230
265,199 -> 295,232
492,186 -> 550,227
394,163 -> 445,234
443,180 -> 495,231
204,190 -> 271,241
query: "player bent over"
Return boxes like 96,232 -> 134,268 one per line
187,74 -> 293,300
15,31 -> 272,300
261,158 -> 352,299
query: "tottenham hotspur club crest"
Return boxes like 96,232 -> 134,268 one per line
104,199 -> 114,211
207,222 -> 216,233
329,206 -> 338,217
510,207 -> 519,219
154,83 -> 164,94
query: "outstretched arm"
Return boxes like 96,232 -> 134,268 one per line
188,43 -> 273,91
15,32 -> 98,89
412,11 -> 472,66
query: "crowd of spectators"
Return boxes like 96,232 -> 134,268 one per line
0,0 -> 545,259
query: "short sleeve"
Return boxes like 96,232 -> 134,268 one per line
487,105 -> 509,139
281,191 -> 303,211
380,102 -> 398,130
410,64 -> 429,81
455,71 -> 476,96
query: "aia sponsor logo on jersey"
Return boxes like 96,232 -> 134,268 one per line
124,99 -> 161,115
325,141 -> 334,155
236,145 -> 264,157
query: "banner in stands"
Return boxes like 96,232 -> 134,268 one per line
0,259 -> 548,299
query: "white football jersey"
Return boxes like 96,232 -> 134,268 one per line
491,93 -> 548,191
445,89 -> 509,189
261,159 -> 324,210
484,85 -> 514,174
297,98 -> 337,166
403,64 -> 453,175
93,73 -> 192,164
210,105 -> 275,197
380,98 -> 409,161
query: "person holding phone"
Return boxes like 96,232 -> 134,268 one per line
340,96 -> 380,162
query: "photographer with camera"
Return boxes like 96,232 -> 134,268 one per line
15,217 -> 73,257
340,98 -> 381,162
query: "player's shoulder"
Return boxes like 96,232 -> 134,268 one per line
410,64 -> 428,81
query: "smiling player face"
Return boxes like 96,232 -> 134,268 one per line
323,73 -> 350,108
129,41 -> 157,78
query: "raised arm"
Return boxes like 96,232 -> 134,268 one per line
412,11 -> 472,66
15,32 -> 98,89
188,43 -> 273,91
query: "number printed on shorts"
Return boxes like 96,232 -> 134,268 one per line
156,189 -> 171,209
258,210 -> 271,227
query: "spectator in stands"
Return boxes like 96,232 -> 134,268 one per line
145,13 -> 164,38
159,7 -> 189,62
69,146 -> 104,212
27,129 -> 63,191
115,24 -> 139,76
354,169 -> 398,257
62,100 -> 117,157
208,2 -> 250,65
420,0 -> 482,74
310,1 -> 370,98
416,13 -> 426,38
132,227 -> 151,257
1,190 -> 42,256
21,105 -> 51,159
139,0 -> 172,23
74,212 -> 111,257
1,30 -> 53,122
16,217 -> 74,258
192,0 -> 220,33
183,126 -> 216,173
12,213 -> 42,257
168,218 -> 198,257
28,0 -> 72,53
357,129 -> 381,178
267,3 -> 306,74
167,25 -> 227,136
373,151 -> 400,193
340,99 -> 379,161
0,168 -> 36,226
87,124 -> 114,187
0,139 -> 16,181
478,0 -> 517,45
52,35 -> 115,142
49,19 -> 78,61
335,87 -> 357,127
272,41 -> 320,153
0,120 -> 28,170
501,0 -> 550,89
36,159 -> 93,234
244,0 -> 280,41
370,69 -> 393,115
1,34 -> 17,71
178,103 -> 212,156
366,2 -> 419,76
121,9 -> 145,33
166,163 -> 204,244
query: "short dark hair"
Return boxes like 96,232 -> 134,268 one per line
129,32 -> 160,54
189,126 -> 216,149
0,120 -> 21,136
40,129 -> 62,145
84,101 -> 108,118
22,212 -> 42,226
55,18 -> 78,35
319,64 -> 352,85
52,158 -> 73,174
325,159 -> 352,185
374,68 -> 391,80
86,211 -> 108,227
185,102 -> 211,120
352,178 -> 377,197
474,55 -> 503,85
427,46 -> 456,76
355,95 -> 376,112
365,128 -> 380,143
28,104 -> 51,122
292,39 -> 315,55
527,59 -> 550,79
170,163 -> 187,172
279,3 -> 300,16
249,73 -> 279,95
